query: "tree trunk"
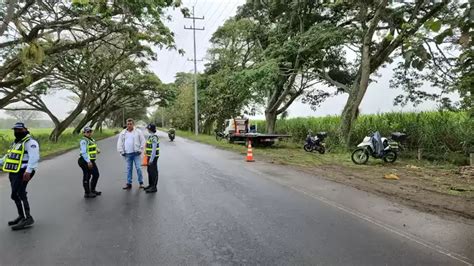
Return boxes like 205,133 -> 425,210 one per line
95,114 -> 106,133
49,99 -> 86,141
339,25 -> 373,147
265,110 -> 277,134
73,107 -> 103,134
340,90 -> 361,147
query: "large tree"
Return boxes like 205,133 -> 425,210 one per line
204,1 -> 344,133
0,0 -> 182,108
312,0 -> 451,145
7,34 -> 172,141
199,18 -> 263,133
391,1 -> 472,117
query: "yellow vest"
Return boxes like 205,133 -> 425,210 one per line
2,136 -> 30,173
82,137 -> 98,161
145,135 -> 160,157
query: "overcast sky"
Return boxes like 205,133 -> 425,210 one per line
1,0 -> 457,121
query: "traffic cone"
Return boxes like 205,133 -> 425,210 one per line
246,140 -> 255,162
141,155 -> 148,166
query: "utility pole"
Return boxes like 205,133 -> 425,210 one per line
161,107 -> 164,128
184,6 -> 204,136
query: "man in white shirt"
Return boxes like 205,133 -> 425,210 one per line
116,118 -> 146,190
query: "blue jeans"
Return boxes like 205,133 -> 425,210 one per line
124,152 -> 144,185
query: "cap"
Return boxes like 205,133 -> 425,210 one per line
83,126 -> 93,133
12,122 -> 27,129
146,124 -> 156,132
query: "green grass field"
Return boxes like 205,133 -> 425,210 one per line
0,128 -> 118,158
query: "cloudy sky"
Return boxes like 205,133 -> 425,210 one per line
2,0 -> 456,120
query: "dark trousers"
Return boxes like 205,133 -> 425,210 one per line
78,157 -> 100,194
147,157 -> 159,189
9,168 -> 35,218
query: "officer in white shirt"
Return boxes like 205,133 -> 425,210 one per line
0,122 -> 40,231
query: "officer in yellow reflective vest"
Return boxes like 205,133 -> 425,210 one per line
0,122 -> 40,231
77,126 -> 101,198
144,124 -> 159,193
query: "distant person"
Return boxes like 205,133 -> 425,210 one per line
117,118 -> 146,190
0,122 -> 40,230
78,126 -> 101,198
144,124 -> 160,193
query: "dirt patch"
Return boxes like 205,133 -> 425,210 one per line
273,159 -> 474,220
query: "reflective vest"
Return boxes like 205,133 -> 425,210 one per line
2,136 -> 30,173
145,135 -> 160,157
82,137 -> 98,161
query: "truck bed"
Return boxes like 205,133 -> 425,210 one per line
232,133 -> 292,138
228,133 -> 292,146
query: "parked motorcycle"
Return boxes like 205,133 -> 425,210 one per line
351,131 -> 406,165
168,128 -> 176,142
304,132 -> 327,154
215,129 -> 227,141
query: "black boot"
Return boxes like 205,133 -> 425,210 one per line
84,193 -> 97,198
8,216 -> 24,226
91,173 -> 100,195
122,184 -> 132,190
11,216 -> 34,231
145,187 -> 157,193
83,180 -> 91,195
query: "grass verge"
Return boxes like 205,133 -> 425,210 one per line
0,128 -> 118,159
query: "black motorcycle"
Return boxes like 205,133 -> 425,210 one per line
304,132 -> 327,154
215,129 -> 226,141
168,129 -> 176,142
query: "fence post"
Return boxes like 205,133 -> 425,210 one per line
417,148 -> 423,161
470,153 -> 474,167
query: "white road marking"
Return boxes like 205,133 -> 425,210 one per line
289,185 -> 473,265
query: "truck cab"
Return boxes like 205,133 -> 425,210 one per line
223,117 -> 249,136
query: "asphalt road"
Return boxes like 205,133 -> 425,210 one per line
0,133 -> 472,265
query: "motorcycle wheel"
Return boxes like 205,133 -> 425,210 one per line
317,146 -> 326,154
303,144 -> 313,152
383,151 -> 397,163
351,148 -> 369,165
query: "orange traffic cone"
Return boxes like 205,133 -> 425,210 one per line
141,155 -> 148,166
246,140 -> 255,162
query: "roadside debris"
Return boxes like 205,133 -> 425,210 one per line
384,174 -> 400,180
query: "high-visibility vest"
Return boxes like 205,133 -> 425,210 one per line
82,137 -> 98,161
145,135 -> 160,157
2,136 -> 30,173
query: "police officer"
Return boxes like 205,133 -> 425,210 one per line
0,122 -> 40,230
78,126 -> 101,198
144,124 -> 159,193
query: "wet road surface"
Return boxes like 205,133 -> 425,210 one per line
0,133 -> 472,265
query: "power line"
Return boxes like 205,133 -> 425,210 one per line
206,1 -> 240,41
205,0 -> 227,22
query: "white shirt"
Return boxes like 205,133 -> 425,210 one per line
124,131 -> 135,154
117,128 -> 146,154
